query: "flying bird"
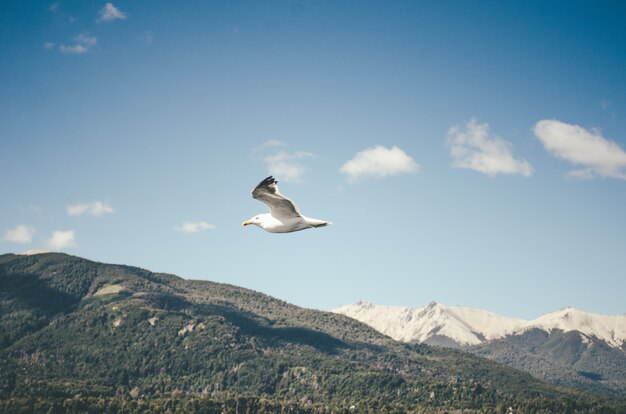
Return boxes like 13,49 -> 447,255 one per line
243,176 -> 331,233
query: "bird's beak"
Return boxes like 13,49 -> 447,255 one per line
242,220 -> 253,227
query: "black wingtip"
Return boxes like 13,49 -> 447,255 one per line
258,176 -> 277,187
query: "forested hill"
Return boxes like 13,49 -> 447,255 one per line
1,253 -> 624,413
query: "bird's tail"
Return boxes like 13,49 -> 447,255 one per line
308,218 -> 332,228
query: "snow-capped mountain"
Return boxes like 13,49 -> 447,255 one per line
332,301 -> 626,348
522,306 -> 626,348
333,301 -> 626,397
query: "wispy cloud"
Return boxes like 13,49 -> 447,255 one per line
59,44 -> 88,54
340,145 -> 419,183
261,139 -> 286,148
175,221 -> 216,233
447,119 -> 533,177
3,225 -> 35,244
49,2 -> 60,13
44,42 -> 56,50
26,204 -> 44,215
534,119 -> 626,180
98,3 -> 127,22
264,151 -> 315,183
67,201 -> 114,217
255,141 -> 314,183
59,33 -> 97,55
47,230 -> 77,250
138,30 -> 154,45
76,33 -> 97,45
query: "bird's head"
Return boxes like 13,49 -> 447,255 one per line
242,215 -> 262,228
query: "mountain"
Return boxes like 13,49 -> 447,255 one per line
1,254 -> 624,413
332,301 -> 626,397
333,301 -> 526,346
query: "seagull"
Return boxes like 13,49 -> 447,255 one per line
243,176 -> 331,233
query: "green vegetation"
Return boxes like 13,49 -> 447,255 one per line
469,328 -> 626,397
1,253 -> 624,413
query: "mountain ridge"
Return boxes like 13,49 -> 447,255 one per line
333,300 -> 626,398
332,300 -> 626,348
1,253 -> 625,412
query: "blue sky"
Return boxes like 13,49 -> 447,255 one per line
1,1 -> 625,319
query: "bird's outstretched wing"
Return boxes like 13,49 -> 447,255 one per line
252,176 -> 301,219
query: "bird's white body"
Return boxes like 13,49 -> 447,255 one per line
248,213 -> 330,233
243,176 -> 331,234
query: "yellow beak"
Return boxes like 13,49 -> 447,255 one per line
242,220 -> 253,226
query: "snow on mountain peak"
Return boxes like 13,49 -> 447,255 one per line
525,307 -> 626,348
333,301 -> 522,346
332,301 -> 626,348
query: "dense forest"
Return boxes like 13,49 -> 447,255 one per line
1,253 -> 624,413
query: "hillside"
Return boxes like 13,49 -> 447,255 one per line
333,301 -> 626,398
1,253 -> 624,413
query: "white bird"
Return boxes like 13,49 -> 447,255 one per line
243,176 -> 331,233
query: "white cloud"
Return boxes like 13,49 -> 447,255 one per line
340,145 -> 419,183
47,230 -> 77,250
49,2 -> 59,12
534,120 -> 626,180
67,201 -> 114,217
75,33 -> 97,46
254,141 -> 314,183
59,33 -> 97,55
44,42 -> 56,50
98,3 -> 127,22
175,221 -> 216,233
263,150 -> 315,183
566,169 -> 595,180
447,119 -> 533,177
3,225 -> 35,244
59,44 -> 88,54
